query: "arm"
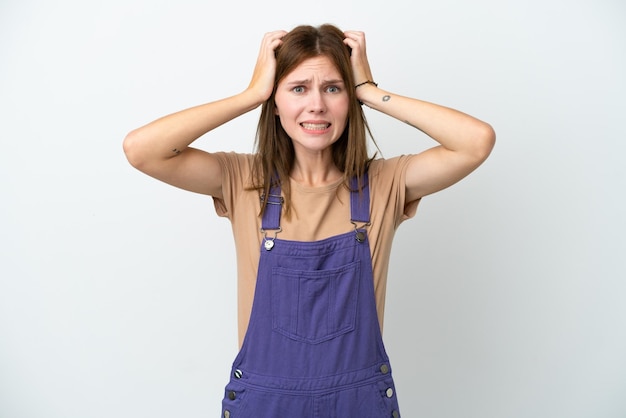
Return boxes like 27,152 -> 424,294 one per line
122,30 -> 287,198
344,31 -> 496,202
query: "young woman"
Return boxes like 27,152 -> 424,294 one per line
124,24 -> 495,418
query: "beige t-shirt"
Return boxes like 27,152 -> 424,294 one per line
212,152 -> 420,346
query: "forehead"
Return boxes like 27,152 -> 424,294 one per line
283,55 -> 342,81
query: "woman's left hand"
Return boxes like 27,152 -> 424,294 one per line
343,31 -> 374,92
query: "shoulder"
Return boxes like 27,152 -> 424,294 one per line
212,152 -> 256,186
368,155 -> 417,183
213,152 -> 255,171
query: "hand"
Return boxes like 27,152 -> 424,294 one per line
343,31 -> 374,90
247,30 -> 287,103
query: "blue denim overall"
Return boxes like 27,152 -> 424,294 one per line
221,175 -> 400,418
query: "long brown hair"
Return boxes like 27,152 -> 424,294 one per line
252,24 -> 376,217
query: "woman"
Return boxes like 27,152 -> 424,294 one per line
124,24 -> 495,418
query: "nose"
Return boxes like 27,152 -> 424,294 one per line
307,90 -> 326,113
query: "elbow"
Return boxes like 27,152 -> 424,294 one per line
473,122 -> 496,162
122,129 -> 147,170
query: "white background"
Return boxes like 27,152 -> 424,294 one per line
1,0 -> 625,417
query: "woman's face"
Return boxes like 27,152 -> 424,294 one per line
274,55 -> 349,159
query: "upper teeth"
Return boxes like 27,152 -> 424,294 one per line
302,123 -> 329,130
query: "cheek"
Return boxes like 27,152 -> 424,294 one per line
335,97 -> 350,118
336,104 -> 349,127
273,98 -> 296,119
274,113 -> 295,137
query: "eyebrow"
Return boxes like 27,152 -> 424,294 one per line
284,78 -> 345,86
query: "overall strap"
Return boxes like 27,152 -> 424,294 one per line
260,184 -> 283,231
350,172 -> 370,224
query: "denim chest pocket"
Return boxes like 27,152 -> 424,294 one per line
271,261 -> 361,344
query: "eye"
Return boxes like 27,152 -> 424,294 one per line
292,86 -> 305,93
327,85 -> 341,93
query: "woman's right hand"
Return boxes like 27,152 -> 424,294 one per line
246,30 -> 287,103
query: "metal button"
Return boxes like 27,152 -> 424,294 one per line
223,410 -> 230,418
228,391 -> 236,400
234,369 -> 242,379
355,231 -> 366,242
380,364 -> 389,374
386,387 -> 394,398
392,410 -> 400,418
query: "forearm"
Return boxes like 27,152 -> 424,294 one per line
357,84 -> 495,159
123,89 -> 261,167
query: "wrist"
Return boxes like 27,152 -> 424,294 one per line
240,88 -> 268,111
355,80 -> 378,89
355,80 -> 379,106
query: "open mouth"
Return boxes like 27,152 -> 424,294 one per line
301,123 -> 331,131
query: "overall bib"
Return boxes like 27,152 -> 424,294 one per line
221,175 -> 401,418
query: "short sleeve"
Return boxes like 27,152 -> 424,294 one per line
369,155 -> 421,229
211,152 -> 255,219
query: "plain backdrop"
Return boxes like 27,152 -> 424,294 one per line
1,0 -> 625,417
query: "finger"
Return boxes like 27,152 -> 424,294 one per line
343,34 -> 366,53
343,31 -> 366,44
262,30 -> 287,49
343,30 -> 365,37
264,30 -> 287,39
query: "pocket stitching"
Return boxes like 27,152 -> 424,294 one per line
271,261 -> 361,344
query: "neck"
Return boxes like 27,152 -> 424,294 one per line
290,153 -> 342,188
